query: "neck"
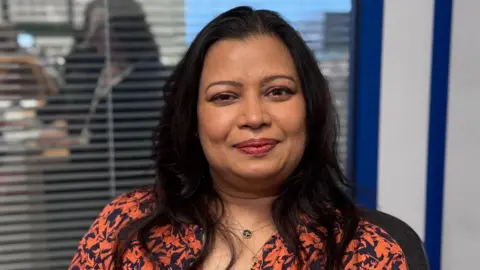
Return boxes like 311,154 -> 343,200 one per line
210,169 -> 282,198
214,185 -> 276,229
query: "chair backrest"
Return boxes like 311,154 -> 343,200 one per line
360,208 -> 429,270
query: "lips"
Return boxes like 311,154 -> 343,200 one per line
233,138 -> 279,156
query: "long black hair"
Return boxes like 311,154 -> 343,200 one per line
115,6 -> 359,269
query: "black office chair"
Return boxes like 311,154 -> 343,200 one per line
360,209 -> 430,270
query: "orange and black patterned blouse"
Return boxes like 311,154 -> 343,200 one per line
69,188 -> 407,269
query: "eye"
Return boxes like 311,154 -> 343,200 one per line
266,87 -> 295,98
211,93 -> 237,104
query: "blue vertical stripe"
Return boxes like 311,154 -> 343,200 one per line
346,0 -> 358,182
350,0 -> 384,209
425,0 -> 452,269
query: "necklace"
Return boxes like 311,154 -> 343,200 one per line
241,228 -> 278,262
229,222 -> 273,239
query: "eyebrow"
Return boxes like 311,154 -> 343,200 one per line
205,74 -> 296,91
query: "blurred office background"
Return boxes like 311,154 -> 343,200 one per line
0,0 -> 477,269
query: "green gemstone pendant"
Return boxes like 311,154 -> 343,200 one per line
242,230 -> 253,239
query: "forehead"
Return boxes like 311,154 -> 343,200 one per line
201,35 -> 297,82
89,7 -> 106,22
92,7 -> 105,16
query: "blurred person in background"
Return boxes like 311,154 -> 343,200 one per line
38,0 -> 162,147
0,23 -> 59,97
37,0 -> 163,189
0,23 -> 59,151
69,6 -> 407,270
36,0 -> 165,261
0,22 -> 61,267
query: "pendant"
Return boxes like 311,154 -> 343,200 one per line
242,229 -> 253,239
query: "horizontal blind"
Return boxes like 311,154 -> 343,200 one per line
0,0 -> 351,269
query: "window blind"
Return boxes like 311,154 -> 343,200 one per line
0,0 -> 351,269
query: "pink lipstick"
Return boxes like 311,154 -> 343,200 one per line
233,138 -> 279,156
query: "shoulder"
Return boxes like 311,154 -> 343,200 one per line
89,187 -> 156,235
69,187 -> 156,269
343,220 -> 408,270
100,187 -> 156,222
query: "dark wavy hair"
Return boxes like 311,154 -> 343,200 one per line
114,6 -> 359,269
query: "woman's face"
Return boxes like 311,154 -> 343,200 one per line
197,35 -> 307,195
85,7 -> 107,52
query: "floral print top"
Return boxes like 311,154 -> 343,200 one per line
69,188 -> 407,269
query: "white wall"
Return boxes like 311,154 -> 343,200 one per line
376,1 -> 480,268
441,0 -> 480,268
377,0 -> 434,239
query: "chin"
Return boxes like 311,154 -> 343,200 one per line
239,172 -> 278,181
234,163 -> 284,181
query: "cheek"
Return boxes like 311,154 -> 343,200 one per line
273,99 -> 307,140
284,111 -> 307,164
285,117 -> 307,155
197,106 -> 234,145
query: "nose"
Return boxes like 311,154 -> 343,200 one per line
238,94 -> 271,130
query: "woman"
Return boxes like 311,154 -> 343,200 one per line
36,0 -> 165,264
69,6 -> 407,270
37,0 -> 164,199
